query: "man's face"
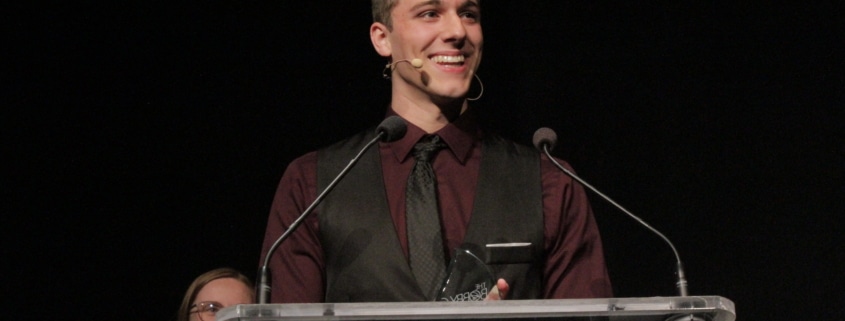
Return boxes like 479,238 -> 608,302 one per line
378,0 -> 483,103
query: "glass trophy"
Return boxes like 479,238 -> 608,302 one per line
435,246 -> 496,301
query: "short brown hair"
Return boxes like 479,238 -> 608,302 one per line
372,0 -> 481,29
371,0 -> 399,29
177,268 -> 254,321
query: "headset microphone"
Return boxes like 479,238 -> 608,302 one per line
382,58 -> 424,79
391,58 -> 424,69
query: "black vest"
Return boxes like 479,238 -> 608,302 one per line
317,130 -> 543,302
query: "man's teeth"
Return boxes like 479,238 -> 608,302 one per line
431,55 -> 465,64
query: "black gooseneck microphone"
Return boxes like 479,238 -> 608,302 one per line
257,116 -> 408,303
532,127 -> 689,297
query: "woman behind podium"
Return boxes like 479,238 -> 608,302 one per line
177,268 -> 254,321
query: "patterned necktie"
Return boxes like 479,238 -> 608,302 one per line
406,135 -> 448,300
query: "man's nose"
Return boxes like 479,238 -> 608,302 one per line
441,13 -> 467,43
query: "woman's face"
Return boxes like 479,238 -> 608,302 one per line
190,278 -> 253,321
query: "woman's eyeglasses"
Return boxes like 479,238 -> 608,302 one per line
189,301 -> 225,321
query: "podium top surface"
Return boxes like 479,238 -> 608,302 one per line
218,296 -> 735,321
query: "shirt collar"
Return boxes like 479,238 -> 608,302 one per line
385,109 -> 478,165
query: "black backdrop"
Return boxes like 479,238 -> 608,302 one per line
5,2 -> 843,320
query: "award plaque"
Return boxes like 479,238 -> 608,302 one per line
436,246 -> 496,301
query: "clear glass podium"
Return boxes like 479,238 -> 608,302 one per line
218,296 -> 735,321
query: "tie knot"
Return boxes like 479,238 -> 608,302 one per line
412,135 -> 446,163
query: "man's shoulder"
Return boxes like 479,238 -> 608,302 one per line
276,128 -> 378,189
480,132 -> 538,156
319,129 -> 376,152
283,151 -> 318,177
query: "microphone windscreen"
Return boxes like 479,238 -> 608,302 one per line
376,116 -> 408,142
532,127 -> 557,151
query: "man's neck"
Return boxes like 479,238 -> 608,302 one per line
390,92 -> 467,134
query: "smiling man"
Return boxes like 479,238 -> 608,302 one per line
260,0 -> 612,303
371,0 -> 483,129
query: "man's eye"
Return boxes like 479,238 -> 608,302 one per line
419,11 -> 438,18
461,11 -> 480,21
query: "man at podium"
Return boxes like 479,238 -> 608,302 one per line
259,0 -> 612,303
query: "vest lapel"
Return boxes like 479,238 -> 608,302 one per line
318,130 -> 424,302
463,135 -> 544,299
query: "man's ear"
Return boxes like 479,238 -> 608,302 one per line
370,22 -> 392,57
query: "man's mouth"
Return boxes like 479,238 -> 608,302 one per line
430,55 -> 465,65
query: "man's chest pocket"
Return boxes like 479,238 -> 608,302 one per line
484,242 -> 535,264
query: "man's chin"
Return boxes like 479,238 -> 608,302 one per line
428,83 -> 471,99
430,91 -> 470,106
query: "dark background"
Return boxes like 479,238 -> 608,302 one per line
5,2 -> 843,320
